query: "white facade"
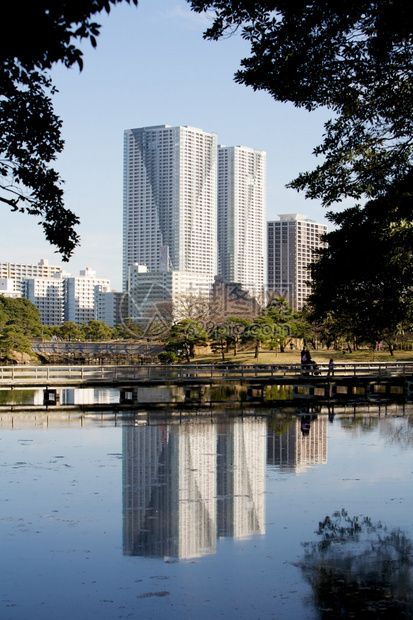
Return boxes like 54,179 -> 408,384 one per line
25,273 -> 66,325
0,259 -> 63,295
128,264 -> 213,330
65,268 -> 111,325
23,267 -> 111,326
267,214 -> 327,310
218,145 -> 266,295
123,125 -> 218,290
95,290 -> 128,328
0,278 -> 19,298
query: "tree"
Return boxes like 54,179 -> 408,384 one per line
224,316 -> 252,356
158,351 -> 178,364
242,316 -> 275,360
266,297 -> 313,351
175,293 -> 210,324
209,325 -> 230,361
59,321 -> 85,342
83,320 -> 113,341
122,318 -> 144,339
0,296 -> 43,337
306,171 -> 413,352
189,1 -> 413,205
0,325 -> 33,361
0,297 -> 43,359
0,0 -> 138,260
165,319 -> 208,363
265,297 -> 296,352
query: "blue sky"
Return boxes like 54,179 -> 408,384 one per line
2,0 -> 334,291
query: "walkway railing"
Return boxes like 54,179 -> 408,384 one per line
1,362 -> 413,386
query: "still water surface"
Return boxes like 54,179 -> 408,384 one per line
1,405 -> 413,619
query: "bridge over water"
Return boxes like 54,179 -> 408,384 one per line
1,361 -> 413,386
1,362 -> 413,408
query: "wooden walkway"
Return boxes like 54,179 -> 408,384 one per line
1,362 -> 413,388
2,363 -> 413,410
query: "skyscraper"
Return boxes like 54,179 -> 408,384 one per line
267,214 -> 327,311
123,125 -> 218,291
218,145 -> 266,295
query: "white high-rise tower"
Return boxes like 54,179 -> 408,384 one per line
123,125 -> 218,291
217,145 -> 266,294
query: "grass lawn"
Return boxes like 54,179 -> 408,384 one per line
193,347 -> 413,365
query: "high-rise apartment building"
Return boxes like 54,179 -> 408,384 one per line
95,290 -> 128,328
0,278 -> 19,298
25,268 -> 111,326
123,125 -> 218,291
0,259 -> 63,296
218,145 -> 266,295
25,273 -> 67,326
267,214 -> 327,310
65,268 -> 111,325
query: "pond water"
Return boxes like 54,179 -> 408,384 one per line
1,404 -> 413,619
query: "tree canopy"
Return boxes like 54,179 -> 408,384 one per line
0,296 -> 42,336
165,319 -> 208,363
0,0 -> 138,260
306,170 -> 413,350
189,1 -> 413,335
0,296 -> 43,359
189,0 -> 413,205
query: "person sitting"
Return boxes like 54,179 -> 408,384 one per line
309,359 -> 320,375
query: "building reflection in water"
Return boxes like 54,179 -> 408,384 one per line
267,416 -> 328,473
122,418 -> 267,560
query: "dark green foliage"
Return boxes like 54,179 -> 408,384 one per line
0,0 -> 138,260
158,351 -> 178,364
83,320 -> 113,341
0,296 -> 43,358
222,316 -> 251,356
209,325 -> 230,361
306,171 -> 413,349
166,319 -> 208,363
0,325 -> 33,359
58,321 -> 85,342
189,1 -> 413,204
242,315 -> 276,359
122,318 -> 144,339
189,1 -> 413,336
0,296 -> 42,336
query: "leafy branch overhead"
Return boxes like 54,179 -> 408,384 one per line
0,0 -> 138,260
189,1 -> 413,336
189,0 -> 413,203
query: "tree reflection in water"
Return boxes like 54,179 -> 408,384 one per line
300,509 -> 413,619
